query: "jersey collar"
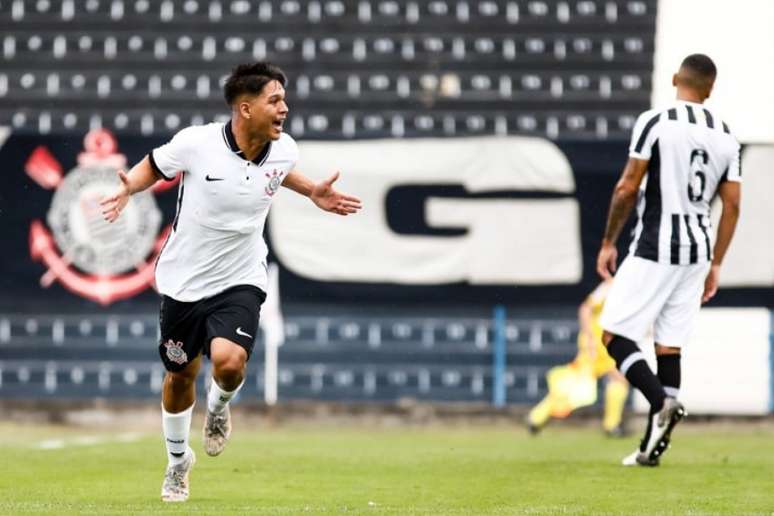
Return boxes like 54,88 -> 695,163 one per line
222,119 -> 272,166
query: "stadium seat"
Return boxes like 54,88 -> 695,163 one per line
0,312 -> 577,402
0,0 -> 657,139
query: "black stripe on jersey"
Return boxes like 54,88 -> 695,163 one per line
634,113 -> 661,153
722,121 -> 731,134
703,109 -> 714,129
172,175 -> 185,232
667,108 -> 677,120
683,214 -> 698,264
634,142 -> 661,262
697,214 -> 712,260
155,176 -> 185,270
685,105 -> 697,124
670,215 -> 680,265
722,147 -> 743,182
148,151 -> 175,181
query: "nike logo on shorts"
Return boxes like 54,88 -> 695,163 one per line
236,327 -> 253,339
206,174 -> 224,181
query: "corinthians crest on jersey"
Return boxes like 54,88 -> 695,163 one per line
264,169 -> 283,196
27,129 -> 177,305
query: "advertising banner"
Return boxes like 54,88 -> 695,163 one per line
1,131 -> 772,310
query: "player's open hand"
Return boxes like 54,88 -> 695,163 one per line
100,170 -> 131,223
310,171 -> 362,216
596,241 -> 618,280
702,264 -> 720,303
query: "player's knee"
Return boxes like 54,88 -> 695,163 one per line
212,355 -> 246,384
165,370 -> 197,392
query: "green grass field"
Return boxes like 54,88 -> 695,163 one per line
0,418 -> 772,515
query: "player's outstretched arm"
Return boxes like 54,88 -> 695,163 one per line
99,156 -> 160,223
702,181 -> 741,303
596,158 -> 649,279
282,170 -> 362,216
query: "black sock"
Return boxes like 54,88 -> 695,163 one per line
607,336 -> 666,413
657,354 -> 681,399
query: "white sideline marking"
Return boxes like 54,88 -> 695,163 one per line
34,432 -> 143,450
37,439 -> 65,450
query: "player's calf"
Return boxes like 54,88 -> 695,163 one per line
606,335 -> 666,412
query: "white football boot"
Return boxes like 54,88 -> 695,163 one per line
161,447 -> 195,502
203,405 -> 232,457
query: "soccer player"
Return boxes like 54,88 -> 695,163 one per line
527,279 -> 630,436
100,62 -> 362,501
596,54 -> 741,466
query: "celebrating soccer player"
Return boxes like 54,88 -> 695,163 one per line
100,62 -> 362,501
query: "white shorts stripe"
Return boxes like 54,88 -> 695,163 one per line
619,351 -> 646,376
664,386 -> 680,398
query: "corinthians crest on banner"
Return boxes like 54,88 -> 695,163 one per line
26,129 -> 177,305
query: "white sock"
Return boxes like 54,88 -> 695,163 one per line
162,403 -> 193,465
207,378 -> 244,415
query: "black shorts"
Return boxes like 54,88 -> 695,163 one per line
158,285 -> 266,372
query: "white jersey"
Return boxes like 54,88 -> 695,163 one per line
627,100 -> 741,265
150,121 -> 298,302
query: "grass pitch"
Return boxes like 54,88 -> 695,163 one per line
0,417 -> 772,515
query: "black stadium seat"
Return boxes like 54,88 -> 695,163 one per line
0,0 -> 658,139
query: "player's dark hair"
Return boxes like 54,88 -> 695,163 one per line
223,62 -> 287,105
679,54 -> 717,84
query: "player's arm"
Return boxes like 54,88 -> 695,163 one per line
596,158 -> 649,279
702,180 -> 741,302
282,170 -> 362,216
99,156 -> 161,223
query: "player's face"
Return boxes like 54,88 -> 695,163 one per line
245,80 -> 288,141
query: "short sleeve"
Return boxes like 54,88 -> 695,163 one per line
149,126 -> 198,180
628,110 -> 661,161
722,140 -> 742,183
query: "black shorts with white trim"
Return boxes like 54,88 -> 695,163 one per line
158,285 -> 266,372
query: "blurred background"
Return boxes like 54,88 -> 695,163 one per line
0,0 -> 772,418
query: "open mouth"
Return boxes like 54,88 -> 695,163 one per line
272,119 -> 285,131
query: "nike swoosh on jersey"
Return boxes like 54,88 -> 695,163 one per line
205,175 -> 224,181
235,327 -> 253,339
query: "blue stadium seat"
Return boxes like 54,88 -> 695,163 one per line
0,312 -> 578,402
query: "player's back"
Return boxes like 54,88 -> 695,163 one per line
628,101 -> 741,265
656,102 -> 738,216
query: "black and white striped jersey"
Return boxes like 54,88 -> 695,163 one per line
627,100 -> 741,265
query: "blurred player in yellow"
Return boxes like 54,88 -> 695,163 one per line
527,279 -> 629,436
